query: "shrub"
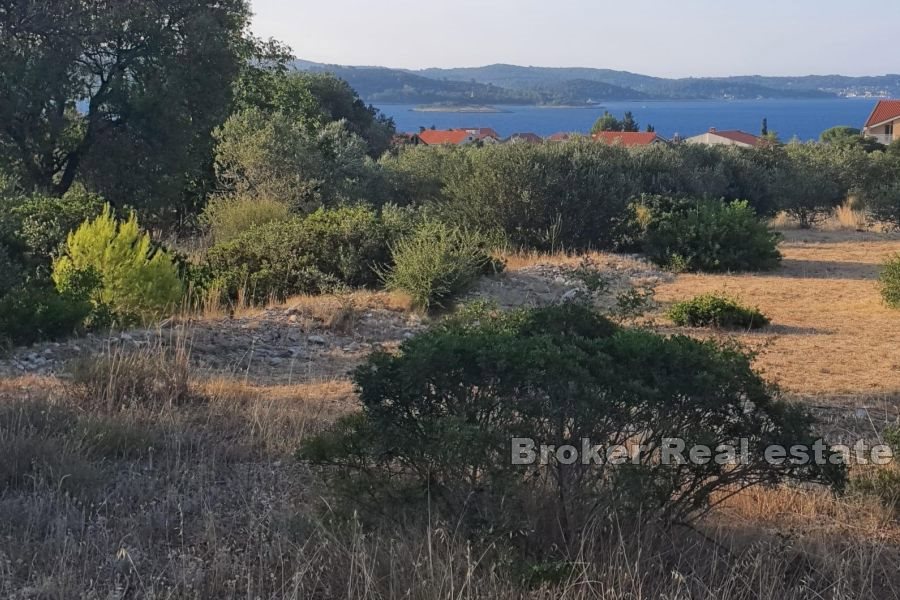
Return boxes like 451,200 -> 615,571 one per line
13,185 -> 106,260
880,254 -> 900,308
773,143 -> 849,228
52,205 -> 183,325
202,195 -> 291,244
0,283 -> 94,347
205,205 -> 400,304
668,293 -> 770,330
640,197 -> 782,272
382,221 -> 502,310
300,304 -> 844,542
862,153 -> 900,230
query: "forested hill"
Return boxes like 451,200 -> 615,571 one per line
294,59 -> 900,105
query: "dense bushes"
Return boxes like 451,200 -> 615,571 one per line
668,293 -> 770,329
214,109 -> 376,214
773,143 -> 851,228
205,204 -> 410,303
880,254 -> 900,308
300,304 -> 844,540
202,195 -> 291,244
0,283 -> 95,347
52,206 -> 183,325
637,197 -> 782,272
382,221 -> 502,310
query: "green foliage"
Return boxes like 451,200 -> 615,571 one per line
774,143 -> 849,228
205,205 -> 403,303
0,0 -> 253,224
299,304 -> 845,539
862,153 -> 900,230
0,283 -> 94,347
11,185 -> 106,260
52,206 -> 183,325
590,111 -> 640,133
202,195 -> 291,244
214,109 -> 374,213
639,197 -> 782,272
591,111 -> 624,133
382,221 -> 502,310
426,140 -> 636,250
879,254 -> 900,309
668,293 -> 770,330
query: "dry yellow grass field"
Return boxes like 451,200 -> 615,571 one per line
655,230 -> 900,399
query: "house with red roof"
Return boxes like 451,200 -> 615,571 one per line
591,131 -> 666,147
506,132 -> 543,144
863,100 -> 900,145
456,127 -> 501,143
547,132 -> 577,142
417,129 -> 477,146
685,128 -> 763,148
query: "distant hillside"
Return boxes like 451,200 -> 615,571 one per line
296,62 -> 649,105
294,60 -> 900,105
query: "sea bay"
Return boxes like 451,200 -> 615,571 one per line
376,98 -> 880,141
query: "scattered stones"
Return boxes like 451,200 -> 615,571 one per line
307,335 -> 327,346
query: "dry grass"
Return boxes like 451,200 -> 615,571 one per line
4,231 -> 900,597
770,201 -> 872,232
2,363 -> 899,598
186,287 -> 414,323
655,229 -> 900,398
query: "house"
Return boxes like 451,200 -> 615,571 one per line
547,132 -> 577,142
417,129 -> 477,146
457,127 -> 501,143
591,131 -> 666,147
685,128 -> 763,148
506,132 -> 543,144
863,100 -> 900,145
391,133 -> 424,147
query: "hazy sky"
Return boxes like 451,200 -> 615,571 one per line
251,0 -> 899,77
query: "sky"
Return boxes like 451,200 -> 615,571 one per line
250,0 -> 899,77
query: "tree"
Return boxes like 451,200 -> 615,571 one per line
293,73 -> 397,158
774,143 -> 847,228
820,126 -> 885,153
0,0 -> 253,221
213,109 -> 372,214
621,111 -> 639,132
591,111 -> 623,134
761,118 -> 769,137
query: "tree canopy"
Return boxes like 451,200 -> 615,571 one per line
0,0 -> 254,222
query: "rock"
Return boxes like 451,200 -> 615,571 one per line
307,335 -> 326,346
288,315 -> 299,324
268,357 -> 283,367
561,289 -> 582,303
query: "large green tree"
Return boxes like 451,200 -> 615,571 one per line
0,0 -> 254,221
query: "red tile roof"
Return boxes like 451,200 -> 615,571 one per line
458,127 -> 500,140
547,132 -> 575,142
507,132 -> 542,143
707,129 -> 763,147
865,100 -> 900,128
592,131 -> 662,147
417,129 -> 473,145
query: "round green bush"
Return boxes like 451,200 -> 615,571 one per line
668,293 -> 770,330
880,254 -> 900,308
640,197 -> 782,272
299,304 -> 844,540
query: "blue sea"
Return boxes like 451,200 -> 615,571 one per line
376,98 -> 878,142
